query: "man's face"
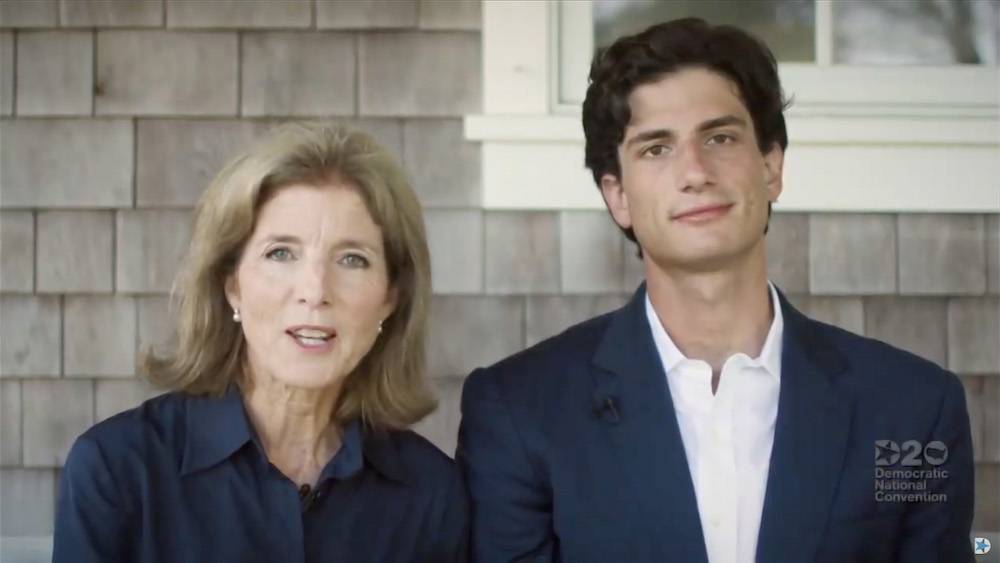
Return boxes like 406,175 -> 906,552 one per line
601,67 -> 784,273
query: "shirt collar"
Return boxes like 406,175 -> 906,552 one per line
319,419 -> 364,482
181,385 -> 253,476
645,281 -> 784,379
180,385 -> 410,484
757,282 -> 784,378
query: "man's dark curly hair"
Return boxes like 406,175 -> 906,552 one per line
583,18 -> 790,244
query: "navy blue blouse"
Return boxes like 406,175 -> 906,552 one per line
53,387 -> 468,562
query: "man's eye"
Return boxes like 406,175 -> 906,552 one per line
642,144 -> 669,157
340,254 -> 370,268
708,134 -> 735,145
265,247 -> 293,261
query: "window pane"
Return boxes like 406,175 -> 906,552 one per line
593,0 -> 816,62
834,0 -> 998,65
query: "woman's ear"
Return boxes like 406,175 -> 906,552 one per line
224,273 -> 240,312
382,285 -> 399,320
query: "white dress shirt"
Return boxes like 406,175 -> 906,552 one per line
644,283 -> 783,563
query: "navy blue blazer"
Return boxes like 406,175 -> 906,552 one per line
457,285 -> 974,563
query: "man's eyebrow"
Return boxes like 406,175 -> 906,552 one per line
624,115 -> 748,149
697,115 -> 747,132
625,128 -> 674,149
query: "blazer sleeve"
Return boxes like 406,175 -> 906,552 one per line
52,436 -> 132,563
896,373 -> 976,563
456,367 -> 556,563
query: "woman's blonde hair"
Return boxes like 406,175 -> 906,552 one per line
144,122 -> 435,430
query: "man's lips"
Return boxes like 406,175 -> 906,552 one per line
672,203 -> 733,222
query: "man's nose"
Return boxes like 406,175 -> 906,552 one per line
676,141 -> 711,192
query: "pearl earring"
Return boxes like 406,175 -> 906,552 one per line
378,320 -> 383,334
232,308 -> 241,323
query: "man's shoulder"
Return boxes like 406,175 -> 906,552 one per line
465,307 -> 619,395
799,311 -> 959,398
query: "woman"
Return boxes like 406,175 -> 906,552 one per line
53,123 -> 468,562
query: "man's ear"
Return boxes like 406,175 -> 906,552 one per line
600,173 -> 632,230
762,143 -> 785,203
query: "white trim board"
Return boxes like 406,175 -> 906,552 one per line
482,0 -> 551,114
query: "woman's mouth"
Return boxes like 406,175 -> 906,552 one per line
286,327 -> 336,349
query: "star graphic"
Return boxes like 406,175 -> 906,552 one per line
875,441 -> 898,465
974,537 -> 991,554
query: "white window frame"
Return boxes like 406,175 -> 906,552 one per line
467,0 -> 1000,213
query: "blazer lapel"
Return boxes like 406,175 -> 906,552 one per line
591,285 -> 708,563
756,292 -> 854,563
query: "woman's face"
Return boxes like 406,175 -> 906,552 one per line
225,182 -> 396,392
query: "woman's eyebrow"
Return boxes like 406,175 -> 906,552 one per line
260,234 -> 301,244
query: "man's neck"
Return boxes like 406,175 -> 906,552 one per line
645,248 -> 774,385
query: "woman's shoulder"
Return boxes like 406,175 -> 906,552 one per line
83,390 -> 186,441
388,429 -> 455,465
68,391 -> 189,472
365,428 -> 460,491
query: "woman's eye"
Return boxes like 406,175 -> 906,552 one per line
265,247 -> 293,261
340,253 -> 370,268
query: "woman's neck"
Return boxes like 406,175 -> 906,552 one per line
240,374 -> 343,487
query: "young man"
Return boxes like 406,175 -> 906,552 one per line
457,18 -> 974,563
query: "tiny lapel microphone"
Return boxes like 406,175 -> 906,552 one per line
593,395 -> 621,424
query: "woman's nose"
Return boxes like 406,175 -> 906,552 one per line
296,260 -> 332,307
